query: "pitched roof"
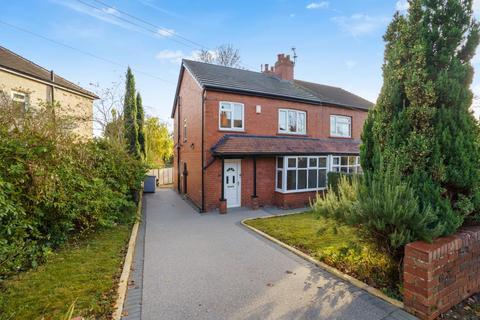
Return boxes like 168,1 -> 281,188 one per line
183,59 -> 319,103
211,134 -> 360,156
0,46 -> 98,99
294,80 -> 373,110
174,60 -> 373,117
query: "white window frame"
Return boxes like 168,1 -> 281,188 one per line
330,115 -> 352,138
278,109 -> 306,135
218,101 -> 244,131
11,90 -> 29,111
275,155 -> 328,193
331,155 -> 361,174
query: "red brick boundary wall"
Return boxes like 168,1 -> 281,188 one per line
403,226 -> 480,320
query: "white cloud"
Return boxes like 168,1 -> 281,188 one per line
155,50 -> 186,63
395,0 -> 409,12
289,13 -> 296,18
346,60 -> 357,69
306,1 -> 329,10
49,0 -> 131,30
332,14 -> 389,37
157,28 -> 175,37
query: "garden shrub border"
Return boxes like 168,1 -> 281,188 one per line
241,212 -> 404,309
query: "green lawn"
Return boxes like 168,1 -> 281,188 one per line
245,212 -> 400,299
0,224 -> 131,320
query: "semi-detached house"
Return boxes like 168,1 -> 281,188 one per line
172,53 -> 373,213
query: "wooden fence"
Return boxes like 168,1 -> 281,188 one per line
148,167 -> 173,186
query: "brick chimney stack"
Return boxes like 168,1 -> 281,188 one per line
262,53 -> 294,81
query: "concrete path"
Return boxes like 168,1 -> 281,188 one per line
141,189 -> 416,320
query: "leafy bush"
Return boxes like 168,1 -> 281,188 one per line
326,172 -> 361,194
0,100 -> 145,279
353,166 -> 442,258
311,174 -> 359,222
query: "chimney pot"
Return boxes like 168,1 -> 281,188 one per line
50,70 -> 55,82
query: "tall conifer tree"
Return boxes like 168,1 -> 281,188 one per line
123,67 -> 140,158
136,92 -> 145,158
361,0 -> 480,235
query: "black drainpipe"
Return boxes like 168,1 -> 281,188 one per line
50,70 -> 55,102
253,156 -> 257,198
201,89 -> 206,212
176,96 -> 181,193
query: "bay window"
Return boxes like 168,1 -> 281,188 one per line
219,102 -> 244,130
331,156 -> 361,173
330,115 -> 351,138
276,156 -> 328,192
278,109 -> 306,134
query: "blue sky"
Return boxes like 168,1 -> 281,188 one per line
2,0 -> 480,126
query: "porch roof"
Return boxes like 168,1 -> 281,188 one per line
211,134 -> 361,156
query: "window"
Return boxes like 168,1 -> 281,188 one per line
11,91 -> 29,111
219,102 -> 244,130
330,115 -> 351,138
276,156 -> 328,192
183,118 -> 187,142
278,109 -> 306,134
331,156 -> 361,174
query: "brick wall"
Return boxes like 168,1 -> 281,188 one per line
173,66 -> 368,211
172,69 -> 204,209
274,191 -> 318,209
403,226 -> 480,320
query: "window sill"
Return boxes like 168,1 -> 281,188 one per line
329,135 -> 352,139
277,132 -> 308,137
219,128 -> 245,133
275,188 -> 327,194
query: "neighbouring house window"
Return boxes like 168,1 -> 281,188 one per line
331,156 -> 361,174
330,115 -> 351,138
183,118 -> 187,142
219,102 -> 244,130
278,109 -> 306,134
276,156 -> 328,192
11,90 -> 29,111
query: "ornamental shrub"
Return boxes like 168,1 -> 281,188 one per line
0,98 -> 145,279
360,0 -> 480,236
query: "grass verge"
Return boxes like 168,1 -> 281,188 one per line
245,212 -> 401,299
0,224 -> 131,320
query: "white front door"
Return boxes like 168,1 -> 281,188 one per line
224,160 -> 241,208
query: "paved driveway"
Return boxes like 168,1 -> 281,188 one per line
141,189 -> 415,320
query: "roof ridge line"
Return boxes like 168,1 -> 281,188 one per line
0,46 -> 98,98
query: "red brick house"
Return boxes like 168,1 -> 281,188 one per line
171,54 -> 372,212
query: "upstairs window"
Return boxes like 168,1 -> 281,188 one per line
12,91 -> 29,111
219,102 -> 244,131
279,109 -> 306,134
330,115 -> 351,138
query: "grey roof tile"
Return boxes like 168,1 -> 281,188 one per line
182,59 -> 373,110
0,46 -> 98,99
